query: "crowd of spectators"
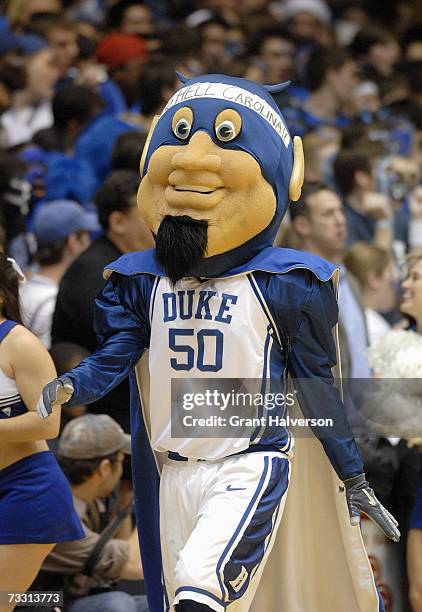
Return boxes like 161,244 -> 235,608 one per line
0,0 -> 421,610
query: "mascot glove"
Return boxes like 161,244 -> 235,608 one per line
343,473 -> 400,542
36,376 -> 74,419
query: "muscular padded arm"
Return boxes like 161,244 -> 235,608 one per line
266,270 -> 400,540
267,270 -> 364,480
289,277 -> 364,479
61,274 -> 149,408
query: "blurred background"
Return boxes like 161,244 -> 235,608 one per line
0,1 -> 421,611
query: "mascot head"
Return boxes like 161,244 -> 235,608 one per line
137,73 -> 304,283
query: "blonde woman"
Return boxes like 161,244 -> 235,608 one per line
365,254 -> 422,611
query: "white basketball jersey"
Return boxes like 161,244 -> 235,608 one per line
147,274 -> 278,460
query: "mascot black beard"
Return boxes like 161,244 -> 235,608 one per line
38,74 -> 399,612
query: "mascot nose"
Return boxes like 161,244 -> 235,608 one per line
171,131 -> 222,173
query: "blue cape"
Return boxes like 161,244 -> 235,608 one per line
105,246 -> 337,282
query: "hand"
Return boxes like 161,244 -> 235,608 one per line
361,192 -> 393,221
36,376 -> 74,419
343,473 -> 400,542
75,64 -> 107,87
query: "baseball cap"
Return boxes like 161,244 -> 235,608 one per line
58,414 -> 131,459
282,0 -> 331,23
33,200 -> 100,246
96,33 -> 148,71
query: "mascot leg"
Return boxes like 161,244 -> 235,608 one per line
162,453 -> 290,612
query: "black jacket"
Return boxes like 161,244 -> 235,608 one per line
52,235 -> 131,432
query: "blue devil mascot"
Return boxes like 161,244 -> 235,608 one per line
38,74 -> 398,612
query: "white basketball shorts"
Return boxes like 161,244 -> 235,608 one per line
160,451 -> 291,611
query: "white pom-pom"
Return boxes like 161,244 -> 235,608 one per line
367,329 -> 422,378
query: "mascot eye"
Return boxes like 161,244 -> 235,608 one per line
215,120 -> 236,142
214,109 -> 242,142
173,118 -> 192,140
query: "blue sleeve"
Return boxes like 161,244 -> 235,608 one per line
66,273 -> 150,407
98,79 -> 128,114
267,271 -> 364,480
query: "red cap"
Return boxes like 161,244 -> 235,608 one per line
96,33 -> 148,70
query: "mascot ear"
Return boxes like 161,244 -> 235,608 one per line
289,136 -> 305,202
175,71 -> 189,85
263,81 -> 291,93
139,115 -> 160,177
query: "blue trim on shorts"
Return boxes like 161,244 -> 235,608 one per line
162,572 -> 170,612
222,456 -> 289,602
216,455 -> 270,603
175,586 -> 225,607
168,445 -> 286,462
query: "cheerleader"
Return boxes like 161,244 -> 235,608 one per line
0,254 -> 83,610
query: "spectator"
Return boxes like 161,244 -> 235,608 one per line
363,255 -> 422,610
52,171 -> 154,431
0,151 -> 30,255
111,131 -> 147,173
282,0 -> 332,46
284,46 -> 357,137
160,24 -> 202,77
0,27 -> 28,117
20,200 -> 98,347
350,25 -> 403,101
33,414 -> 148,612
237,0 -> 272,34
404,258 -> 422,612
32,14 -> 129,115
302,130 -> 339,183
6,0 -> 60,32
107,0 -> 155,40
59,60 -> 172,188
402,26 -> 422,63
36,15 -> 80,79
334,2 -> 369,46
290,182 -> 371,378
185,0 -> 240,29
333,148 -> 395,250
136,59 -> 178,127
197,18 -> 231,73
344,242 -> 397,346
0,47 -> 60,147
350,80 -> 382,118
34,83 -> 104,153
245,27 -> 295,86
31,83 -> 127,206
95,32 -> 149,108
334,149 -> 422,254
